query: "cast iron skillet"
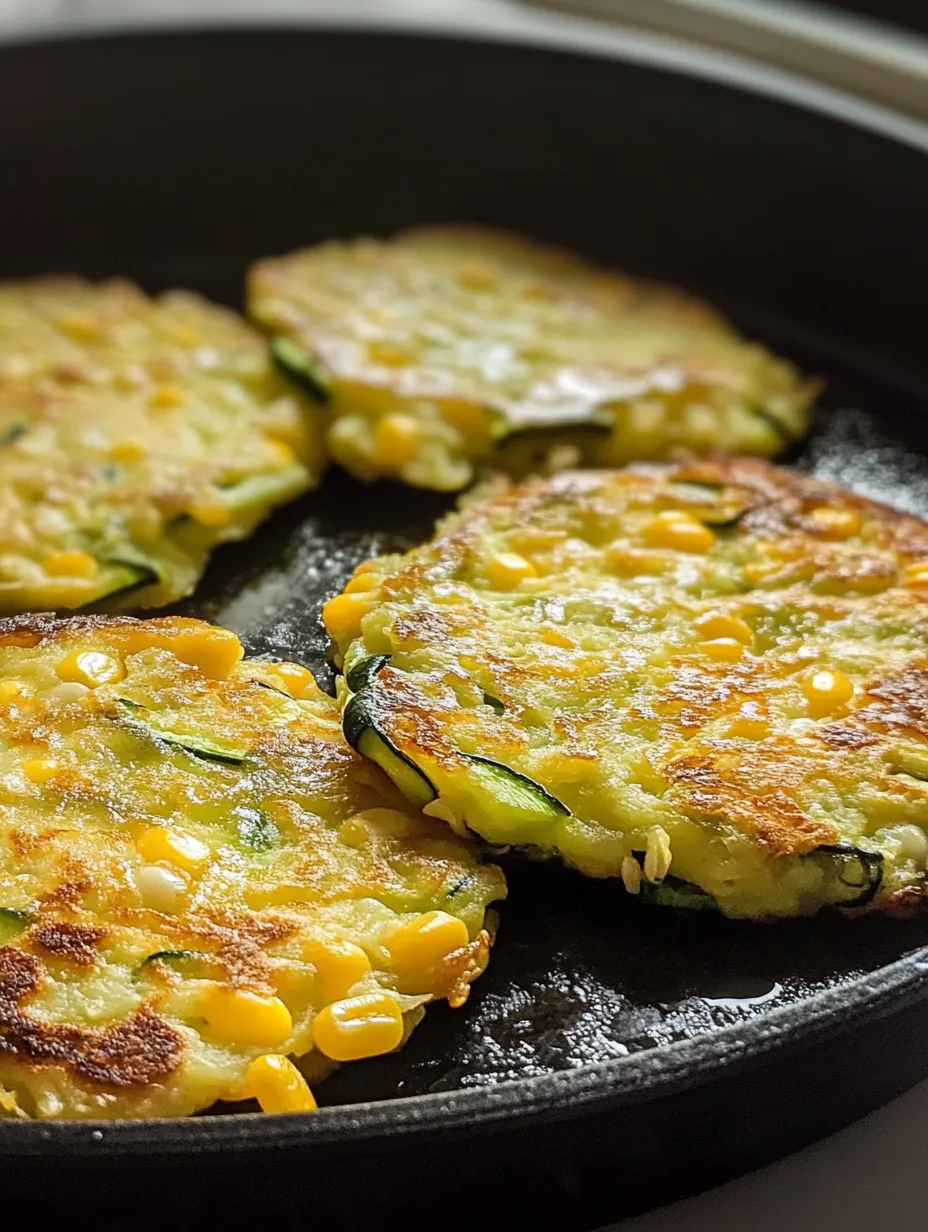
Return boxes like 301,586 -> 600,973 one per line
1,23 -> 928,1231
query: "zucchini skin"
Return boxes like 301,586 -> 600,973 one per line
345,654 -> 391,694
116,699 -> 249,765
342,688 -> 438,807
813,843 -> 884,908
457,753 -> 569,818
270,336 -> 331,404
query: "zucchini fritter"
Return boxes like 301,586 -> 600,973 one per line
327,459 -> 928,919
0,615 -> 503,1119
0,278 -> 326,611
249,228 -> 816,491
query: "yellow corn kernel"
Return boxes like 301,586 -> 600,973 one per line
166,323 -> 200,348
643,512 -> 715,554
387,910 -> 470,994
56,311 -> 98,340
55,649 -> 124,688
150,384 -> 185,408
343,573 -> 381,595
727,705 -> 769,740
136,826 -> 210,876
351,559 -> 379,576
322,593 -> 372,644
801,668 -> 854,715
695,612 -> 753,645
167,626 -> 243,680
311,992 -> 404,1062
23,759 -> 59,785
55,649 -> 124,689
807,505 -> 861,540
266,438 -> 297,466
43,550 -> 98,579
265,661 -> 313,699
305,938 -> 372,1003
902,561 -> 928,587
368,340 -> 410,367
244,1054 -> 317,1115
372,413 -> 421,468
187,503 -> 232,528
201,988 -> 293,1047
486,551 -> 537,589
0,680 -> 23,703
109,439 -> 145,463
540,627 -> 574,650
698,638 -> 744,663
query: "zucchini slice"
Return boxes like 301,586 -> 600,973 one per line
0,423 -> 26,447
752,405 -> 795,445
457,753 -> 569,822
234,807 -> 279,852
0,908 -> 30,944
812,843 -> 884,908
270,336 -> 332,404
345,654 -> 391,694
88,551 -> 165,606
342,690 -> 437,808
117,699 -> 249,765
482,691 -> 505,716
639,875 -> 719,912
138,950 -> 218,979
669,481 -> 746,527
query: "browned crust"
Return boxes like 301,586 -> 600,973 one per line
27,922 -> 107,968
0,948 -> 182,1088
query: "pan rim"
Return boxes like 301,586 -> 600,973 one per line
1,18 -> 927,153
0,939 -> 925,1153
0,24 -> 926,1152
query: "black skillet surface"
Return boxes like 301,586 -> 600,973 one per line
1,25 -> 928,1232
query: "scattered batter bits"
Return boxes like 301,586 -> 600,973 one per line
249,227 -> 816,491
0,615 -> 503,1119
0,278 -> 326,611
327,458 -> 928,919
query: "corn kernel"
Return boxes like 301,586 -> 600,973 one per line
343,573 -> 381,595
695,612 -> 753,645
387,910 -> 470,994
266,438 -> 297,466
165,626 -> 243,680
265,661 -> 313,699
305,938 -> 372,1003
201,988 -> 293,1047
56,312 -> 98,340
801,668 -> 854,715
311,992 -> 404,1061
368,341 -> 411,368
540,627 -> 574,650
108,439 -> 145,463
150,384 -> 184,409
807,506 -> 861,540
135,863 -> 188,913
903,561 -> 928,587
698,638 -> 744,663
43,550 -> 98,579
187,503 -> 232,528
372,414 -> 421,468
0,680 -> 23,703
244,1054 -> 317,1115
166,323 -> 201,348
486,552 -> 537,589
351,559 -> 379,576
136,826 -> 210,876
322,593 -> 373,643
23,759 -> 58,784
55,649 -> 124,688
455,262 -> 497,291
643,512 -> 715,554
727,706 -> 769,740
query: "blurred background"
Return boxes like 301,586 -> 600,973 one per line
1,1 -> 925,119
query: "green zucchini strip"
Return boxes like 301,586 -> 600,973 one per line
345,654 -> 391,694
457,753 -> 569,821
116,699 -> 249,765
342,689 -> 437,808
270,336 -> 332,404
0,908 -> 30,944
812,843 -> 884,908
